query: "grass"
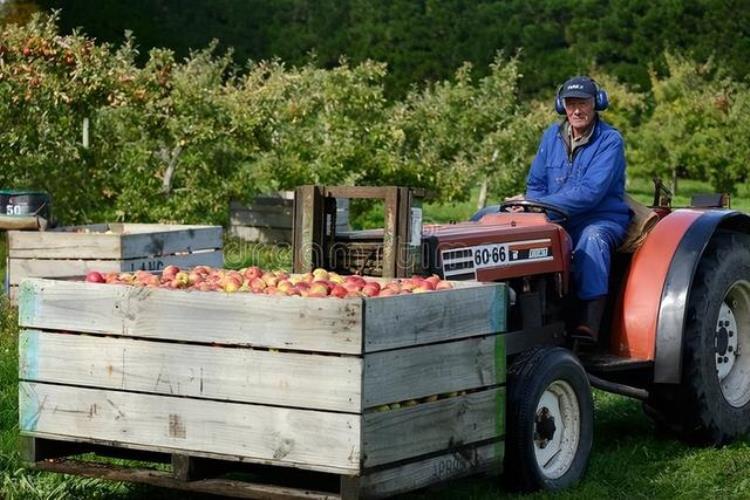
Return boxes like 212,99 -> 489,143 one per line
3,177 -> 750,498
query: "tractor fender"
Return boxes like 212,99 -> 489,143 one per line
611,209 -> 750,384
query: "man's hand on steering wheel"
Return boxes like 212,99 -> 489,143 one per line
499,199 -> 569,223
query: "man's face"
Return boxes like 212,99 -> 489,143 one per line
564,97 -> 595,132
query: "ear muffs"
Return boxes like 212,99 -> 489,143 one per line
555,79 -> 609,114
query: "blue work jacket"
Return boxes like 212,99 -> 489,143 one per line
525,118 -> 631,232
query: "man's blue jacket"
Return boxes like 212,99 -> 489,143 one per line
525,118 -> 630,232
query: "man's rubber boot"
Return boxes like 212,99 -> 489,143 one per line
572,296 -> 607,344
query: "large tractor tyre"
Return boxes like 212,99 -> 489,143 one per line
647,231 -> 750,445
504,347 -> 593,491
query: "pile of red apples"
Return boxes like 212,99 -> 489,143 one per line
84,265 -> 453,297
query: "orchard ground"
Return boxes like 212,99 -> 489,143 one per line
3,179 -> 750,498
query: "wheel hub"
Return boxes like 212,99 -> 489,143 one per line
533,380 -> 580,480
716,280 -> 750,408
534,407 -> 557,448
715,303 -> 738,380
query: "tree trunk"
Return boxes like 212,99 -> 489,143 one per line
476,178 -> 488,211
671,167 -> 678,197
160,144 -> 183,195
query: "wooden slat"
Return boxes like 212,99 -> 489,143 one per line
32,459 -> 340,499
230,211 -> 293,229
324,187 -> 393,200
8,251 -> 224,285
363,283 -> 506,352
19,329 -> 362,412
9,225 -> 222,259
359,441 -> 503,498
381,188 -> 398,278
18,279 -> 364,354
362,388 -> 504,467
230,226 -> 292,244
230,193 -> 295,209
293,186 -> 325,272
9,230 -> 122,259
120,226 -> 222,259
19,382 -> 361,473
362,334 -> 505,407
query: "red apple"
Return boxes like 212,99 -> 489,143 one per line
243,266 -> 262,281
361,284 -> 381,297
250,277 -> 267,292
379,288 -> 397,296
331,285 -> 348,298
312,268 -> 329,281
85,271 -> 105,283
308,282 -> 329,297
162,265 -> 180,281
425,275 -> 441,287
261,272 -> 279,288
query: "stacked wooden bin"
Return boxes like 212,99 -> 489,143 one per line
18,276 -> 507,498
5,223 -> 223,303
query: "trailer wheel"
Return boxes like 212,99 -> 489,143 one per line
676,231 -> 750,444
504,347 -> 593,491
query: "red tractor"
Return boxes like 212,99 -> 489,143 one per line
439,192 -> 750,489
298,184 -> 750,491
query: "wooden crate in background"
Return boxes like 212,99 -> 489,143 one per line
6,223 -> 223,302
18,277 -> 507,499
293,186 -> 425,279
230,192 -> 349,244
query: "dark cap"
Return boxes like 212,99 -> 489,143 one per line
559,76 -> 596,99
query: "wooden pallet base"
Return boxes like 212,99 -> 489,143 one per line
21,436 -> 504,499
33,459 -> 338,500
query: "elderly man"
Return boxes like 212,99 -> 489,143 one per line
524,76 -> 631,342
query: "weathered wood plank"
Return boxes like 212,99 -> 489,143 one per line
9,224 -> 222,259
362,334 -> 505,407
362,387 -> 504,467
19,329 -> 362,412
18,278 -> 364,354
8,250 -> 224,285
359,441 -> 503,498
230,226 -> 293,244
9,230 -> 121,259
19,382 -> 361,472
230,211 -> 293,229
363,283 -> 506,352
33,459 -> 339,499
120,226 -> 222,259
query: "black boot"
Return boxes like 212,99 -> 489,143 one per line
572,296 -> 607,344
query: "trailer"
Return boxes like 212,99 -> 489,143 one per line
16,182 -> 750,496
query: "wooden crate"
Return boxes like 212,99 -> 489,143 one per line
293,186 -> 424,279
6,223 -> 223,302
231,193 -> 349,244
17,277 -> 507,498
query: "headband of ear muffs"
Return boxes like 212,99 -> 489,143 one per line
554,78 -> 609,114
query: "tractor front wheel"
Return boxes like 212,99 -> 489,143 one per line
504,347 -> 593,491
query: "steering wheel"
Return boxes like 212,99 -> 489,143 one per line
499,199 -> 569,223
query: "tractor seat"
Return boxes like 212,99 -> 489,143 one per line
617,194 -> 659,253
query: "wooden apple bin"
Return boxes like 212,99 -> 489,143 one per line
6,223 -> 223,303
17,277 -> 507,498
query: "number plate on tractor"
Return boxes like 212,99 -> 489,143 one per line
441,238 -> 553,279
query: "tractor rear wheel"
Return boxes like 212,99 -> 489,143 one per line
647,231 -> 750,445
504,347 -> 593,491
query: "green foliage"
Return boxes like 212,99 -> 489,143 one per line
0,14 -> 541,223
629,54 -> 750,193
26,0 -> 750,99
